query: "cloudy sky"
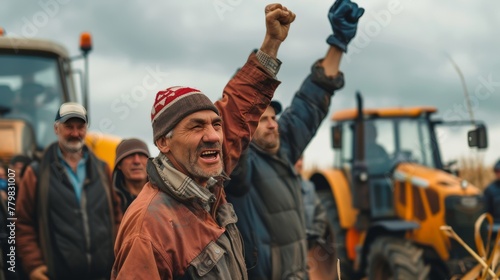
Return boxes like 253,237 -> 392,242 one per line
2,0 -> 499,172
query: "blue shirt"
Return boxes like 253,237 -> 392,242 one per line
57,147 -> 88,203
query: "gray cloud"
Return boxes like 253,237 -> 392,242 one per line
2,0 -> 499,167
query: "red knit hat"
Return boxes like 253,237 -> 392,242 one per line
151,86 -> 219,142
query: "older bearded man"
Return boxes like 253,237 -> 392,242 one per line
16,102 -> 122,280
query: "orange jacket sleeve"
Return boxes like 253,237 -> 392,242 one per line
15,166 -> 45,275
215,52 -> 280,174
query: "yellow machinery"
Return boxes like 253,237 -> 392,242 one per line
0,30 -> 121,168
309,93 -> 488,279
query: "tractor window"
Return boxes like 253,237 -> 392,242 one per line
397,119 -> 435,168
364,119 -> 437,174
334,118 -> 436,174
0,54 -> 63,149
365,120 -> 394,175
335,122 -> 354,171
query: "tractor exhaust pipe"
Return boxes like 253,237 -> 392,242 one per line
352,91 -> 370,220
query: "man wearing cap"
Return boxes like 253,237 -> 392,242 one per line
16,102 -> 122,280
112,4 -> 295,279
112,138 -> 150,212
484,159 -> 500,223
225,0 -> 364,278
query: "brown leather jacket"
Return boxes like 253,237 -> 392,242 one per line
111,52 -> 280,279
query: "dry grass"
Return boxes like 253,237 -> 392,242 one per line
458,155 -> 496,190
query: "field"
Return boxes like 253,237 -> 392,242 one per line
459,156 -> 496,190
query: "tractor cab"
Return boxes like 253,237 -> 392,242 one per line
0,37 -> 77,161
0,32 -> 120,168
331,104 -> 487,218
331,106 -> 444,219
0,49 -> 73,150
332,106 -> 440,177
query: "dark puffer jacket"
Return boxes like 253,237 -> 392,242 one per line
484,179 -> 500,223
226,60 -> 344,280
16,143 -> 122,280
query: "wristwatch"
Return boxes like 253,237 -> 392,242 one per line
256,50 -> 282,78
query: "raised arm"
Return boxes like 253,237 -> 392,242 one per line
216,3 -> 295,174
323,0 -> 364,75
260,3 -> 296,59
278,0 -> 364,164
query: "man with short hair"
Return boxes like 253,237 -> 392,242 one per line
112,4 -> 295,279
225,0 -> 364,278
112,138 -> 150,212
17,102 -> 122,280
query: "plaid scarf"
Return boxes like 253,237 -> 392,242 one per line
152,153 -> 216,212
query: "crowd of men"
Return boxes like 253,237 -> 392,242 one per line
2,0 -> 499,279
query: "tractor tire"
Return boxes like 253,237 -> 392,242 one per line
316,189 -> 353,280
367,237 -> 430,280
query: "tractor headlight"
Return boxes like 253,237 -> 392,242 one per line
460,180 -> 469,189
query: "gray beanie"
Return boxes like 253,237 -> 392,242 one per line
115,138 -> 150,166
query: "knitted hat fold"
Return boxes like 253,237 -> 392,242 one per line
151,86 -> 219,141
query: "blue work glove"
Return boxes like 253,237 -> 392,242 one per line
326,0 -> 365,52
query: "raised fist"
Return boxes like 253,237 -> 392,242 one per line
264,3 -> 296,43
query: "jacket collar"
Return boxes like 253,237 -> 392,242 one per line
147,153 -> 218,212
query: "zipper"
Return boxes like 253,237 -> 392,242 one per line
80,188 -> 92,272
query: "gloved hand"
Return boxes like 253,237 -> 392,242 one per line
326,0 -> 365,52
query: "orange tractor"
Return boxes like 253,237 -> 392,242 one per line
0,29 -> 120,167
309,93 -> 488,279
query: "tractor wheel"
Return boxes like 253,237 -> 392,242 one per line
367,237 -> 430,280
316,189 -> 353,279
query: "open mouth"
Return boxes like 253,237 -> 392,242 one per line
200,150 -> 219,160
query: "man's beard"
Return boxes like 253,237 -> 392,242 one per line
61,138 -> 84,153
257,130 -> 280,151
